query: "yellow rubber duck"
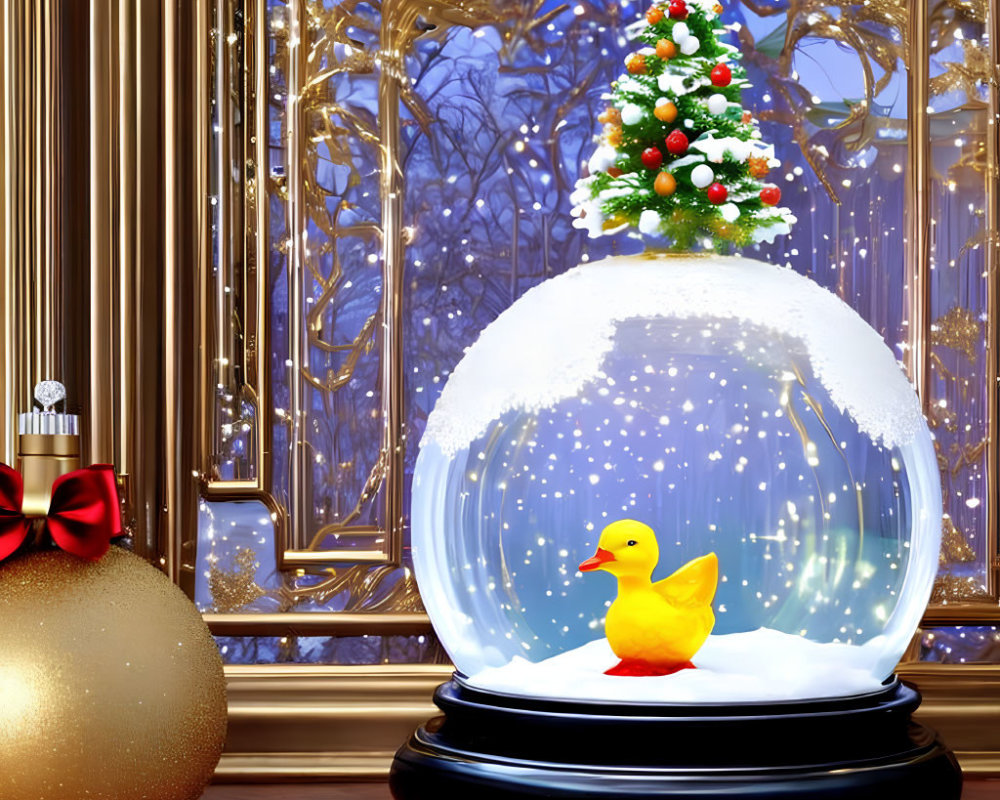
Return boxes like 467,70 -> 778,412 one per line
579,519 -> 718,677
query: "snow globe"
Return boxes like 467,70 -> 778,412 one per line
391,2 -> 960,798
392,256 -> 960,798
412,255 -> 941,703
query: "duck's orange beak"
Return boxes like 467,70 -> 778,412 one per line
579,547 -> 615,572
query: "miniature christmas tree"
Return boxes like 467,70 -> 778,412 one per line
571,0 -> 796,250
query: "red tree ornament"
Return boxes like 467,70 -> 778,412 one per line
760,185 -> 781,206
665,130 -> 689,155
642,147 -> 664,170
668,0 -> 688,19
706,182 -> 728,204
710,63 -> 732,87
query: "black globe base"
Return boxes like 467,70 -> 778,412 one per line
390,678 -> 961,799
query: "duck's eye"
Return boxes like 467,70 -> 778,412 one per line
627,540 -> 637,547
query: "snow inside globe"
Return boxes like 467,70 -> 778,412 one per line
412,255 -> 941,704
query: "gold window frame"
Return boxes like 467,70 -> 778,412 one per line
180,0 -> 1000,637
194,0 -> 410,569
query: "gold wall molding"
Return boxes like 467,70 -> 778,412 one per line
218,664 -> 451,782
86,0 -> 171,565
163,0 -> 210,591
214,662 -> 1000,782
922,603 -> 1000,625
900,663 -> 1000,777
904,0 -> 931,409
0,0 -> 66,464
88,0 -> 116,470
205,611 -> 433,637
982,0 -> 1000,603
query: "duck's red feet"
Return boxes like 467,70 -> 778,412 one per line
604,659 -> 696,677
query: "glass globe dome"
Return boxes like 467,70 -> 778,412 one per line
412,255 -> 940,704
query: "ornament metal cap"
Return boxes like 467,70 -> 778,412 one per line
17,381 -> 81,517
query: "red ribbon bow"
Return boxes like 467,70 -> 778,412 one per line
0,463 -> 121,562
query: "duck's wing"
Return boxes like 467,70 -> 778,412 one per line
653,552 -> 718,607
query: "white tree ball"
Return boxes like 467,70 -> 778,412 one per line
707,93 -> 728,115
680,36 -> 700,55
621,103 -> 644,126
638,209 -> 662,235
690,164 -> 715,188
720,203 -> 741,222
672,22 -> 690,43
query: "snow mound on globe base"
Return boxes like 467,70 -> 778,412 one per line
464,628 -> 888,703
423,255 -> 924,457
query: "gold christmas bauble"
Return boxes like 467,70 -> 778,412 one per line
0,548 -> 227,800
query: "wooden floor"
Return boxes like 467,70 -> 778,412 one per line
204,785 -> 389,799
201,781 -> 1000,798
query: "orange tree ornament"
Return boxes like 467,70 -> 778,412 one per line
655,38 -> 676,59
748,153 -> 770,179
571,0 -> 796,249
654,98 -> 678,122
625,52 -> 647,74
